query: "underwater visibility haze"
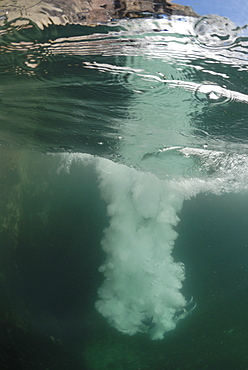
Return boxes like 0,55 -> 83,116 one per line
1,1 -> 248,368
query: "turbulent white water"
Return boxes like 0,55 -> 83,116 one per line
95,156 -> 186,340
59,154 -> 185,339
57,138 -> 248,340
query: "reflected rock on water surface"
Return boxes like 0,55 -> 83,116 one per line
0,0 -> 199,28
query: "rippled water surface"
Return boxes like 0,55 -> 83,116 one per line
1,8 -> 248,369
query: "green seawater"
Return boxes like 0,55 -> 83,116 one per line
1,12 -> 248,370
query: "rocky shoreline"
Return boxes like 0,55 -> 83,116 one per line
0,0 -> 199,27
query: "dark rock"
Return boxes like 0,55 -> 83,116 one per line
0,0 -> 199,27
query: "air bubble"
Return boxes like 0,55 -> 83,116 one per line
194,83 -> 233,105
194,15 -> 238,48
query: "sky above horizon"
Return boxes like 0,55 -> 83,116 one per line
176,0 -> 248,26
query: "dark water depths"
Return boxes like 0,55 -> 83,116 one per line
1,7 -> 248,369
